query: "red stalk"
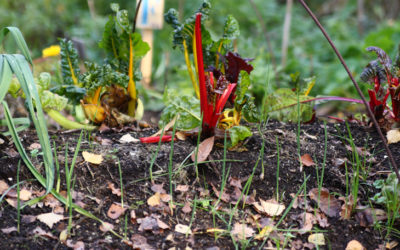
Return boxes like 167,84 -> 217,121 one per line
140,135 -> 173,143
195,13 -> 210,128
210,83 -> 237,127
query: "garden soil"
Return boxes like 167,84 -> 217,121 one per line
0,120 -> 398,249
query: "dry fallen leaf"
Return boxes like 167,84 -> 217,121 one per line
66,240 -> 85,250
82,151 -> 103,165
346,240 -> 365,250
298,212 -> 317,234
0,180 -> 9,194
107,203 -> 127,219
130,210 -> 137,224
182,202 -> 192,214
253,199 -> 285,217
387,129 -> 400,144
308,233 -> 325,246
19,189 -> 32,201
309,188 -> 341,217
1,227 -> 17,234
229,177 -> 242,189
152,116 -> 177,137
231,223 -> 255,241
31,226 -> 57,239
28,142 -> 41,150
43,193 -> 62,208
21,215 -> 37,224
156,218 -> 170,230
339,195 -> 355,220
107,182 -> 121,196
191,136 -> 215,163
386,241 -> 399,250
131,234 -> 154,250
147,192 -> 161,207
151,183 -> 166,194
37,212 -> 64,228
119,133 -> 140,144
300,154 -> 315,167
254,225 -> 274,240
175,185 -> 189,193
138,216 -> 159,232
100,222 -> 114,232
175,224 -> 192,235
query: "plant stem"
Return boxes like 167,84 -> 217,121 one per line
297,0 -> 400,181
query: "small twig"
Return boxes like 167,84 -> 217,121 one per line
297,0 -> 400,181
132,0 -> 143,34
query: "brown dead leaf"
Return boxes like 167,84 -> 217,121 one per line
4,148 -> 19,158
130,210 -> 137,224
387,129 -> 400,144
315,211 -> 329,228
156,218 -> 170,230
138,216 -> 159,232
211,183 -> 230,203
0,180 -> 9,194
300,154 -> 315,167
176,131 -> 187,141
175,224 -> 192,235
175,185 -> 189,193
339,195 -> 355,220
66,240 -> 85,250
82,151 -> 103,165
19,189 -> 32,201
119,133 -> 140,144
6,198 -> 19,208
22,215 -> 37,224
151,183 -> 166,194
152,116 -> 177,137
298,212 -> 317,234
28,142 -> 41,150
160,193 -> 171,203
309,188 -> 341,217
191,136 -> 215,163
308,233 -> 325,246
253,199 -> 285,217
107,203 -> 127,219
346,240 -> 365,250
99,222 -> 114,232
231,223 -> 254,241
229,177 -> 242,189
355,208 -> 386,227
1,227 -> 17,234
31,226 -> 57,239
131,234 -> 154,250
386,241 -> 399,250
37,212 -> 64,228
182,202 -> 192,214
43,193 -> 62,208
107,182 -> 121,196
148,192 -> 161,207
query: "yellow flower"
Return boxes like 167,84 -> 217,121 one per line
42,45 -> 61,58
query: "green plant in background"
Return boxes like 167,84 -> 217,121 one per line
372,172 -> 400,236
0,27 -> 54,193
52,3 -> 149,127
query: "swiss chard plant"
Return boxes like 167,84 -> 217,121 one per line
53,3 -> 149,127
360,45 -> 400,130
156,0 -> 259,147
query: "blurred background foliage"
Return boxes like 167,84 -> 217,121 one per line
1,0 -> 400,113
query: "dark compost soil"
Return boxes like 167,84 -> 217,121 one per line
0,120 -> 398,249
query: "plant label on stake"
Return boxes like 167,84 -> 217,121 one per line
137,0 -> 165,88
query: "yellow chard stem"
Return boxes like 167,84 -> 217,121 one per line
215,41 -> 223,70
192,32 -> 199,78
68,58 -> 79,86
91,87 -> 102,105
127,35 -> 137,117
183,40 -> 200,99
46,109 -> 97,130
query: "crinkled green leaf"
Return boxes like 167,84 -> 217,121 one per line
40,90 -> 68,111
235,71 -> 251,107
242,96 -> 259,122
131,33 -> 150,60
228,125 -> 252,147
265,88 -> 314,122
59,39 -> 80,86
37,72 -> 51,90
160,89 -> 201,131
223,15 -> 240,40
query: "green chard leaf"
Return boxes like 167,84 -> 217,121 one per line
242,96 -> 259,122
223,15 -> 240,40
228,125 -> 252,147
59,39 -> 80,86
160,89 -> 201,131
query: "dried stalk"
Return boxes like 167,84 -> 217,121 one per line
297,0 -> 400,181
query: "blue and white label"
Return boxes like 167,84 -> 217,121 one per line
137,0 -> 164,30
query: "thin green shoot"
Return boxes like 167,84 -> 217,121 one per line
16,160 -> 21,233
117,159 -> 124,208
148,126 -> 165,183
168,119 -> 178,213
53,141 -> 61,193
296,88 -> 302,170
345,122 -> 360,210
187,198 -> 197,237
257,124 -> 266,180
124,212 -> 129,240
